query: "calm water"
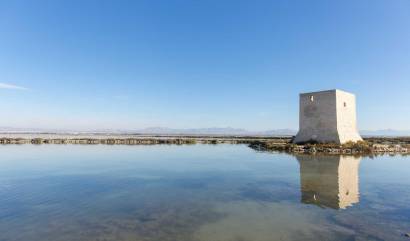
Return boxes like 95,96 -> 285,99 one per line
1,144 -> 410,241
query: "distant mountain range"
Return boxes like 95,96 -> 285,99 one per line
0,126 -> 296,136
0,126 -> 410,136
137,127 -> 297,136
360,129 -> 410,137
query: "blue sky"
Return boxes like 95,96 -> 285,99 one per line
0,0 -> 409,131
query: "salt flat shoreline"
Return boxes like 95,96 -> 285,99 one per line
1,133 -> 410,155
0,133 -> 286,145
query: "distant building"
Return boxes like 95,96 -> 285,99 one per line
297,155 -> 361,210
293,89 -> 362,144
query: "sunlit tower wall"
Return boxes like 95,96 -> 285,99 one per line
293,89 -> 362,144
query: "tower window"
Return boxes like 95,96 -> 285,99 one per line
310,95 -> 314,102
344,102 -> 347,107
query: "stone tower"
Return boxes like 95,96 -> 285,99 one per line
293,89 -> 362,144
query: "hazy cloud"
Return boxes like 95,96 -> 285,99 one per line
0,83 -> 28,90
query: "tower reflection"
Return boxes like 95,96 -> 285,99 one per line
296,155 -> 361,209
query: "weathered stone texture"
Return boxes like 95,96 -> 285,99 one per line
293,89 -> 362,144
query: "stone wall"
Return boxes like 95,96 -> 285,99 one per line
293,89 -> 362,144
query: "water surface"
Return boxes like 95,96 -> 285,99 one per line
0,144 -> 409,241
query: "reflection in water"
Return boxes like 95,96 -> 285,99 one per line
2,145 -> 410,241
297,155 -> 361,209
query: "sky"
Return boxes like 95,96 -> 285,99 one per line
0,0 -> 409,131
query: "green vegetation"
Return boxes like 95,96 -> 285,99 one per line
342,140 -> 372,153
249,139 -> 408,155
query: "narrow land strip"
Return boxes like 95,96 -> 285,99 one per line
0,133 -> 409,155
